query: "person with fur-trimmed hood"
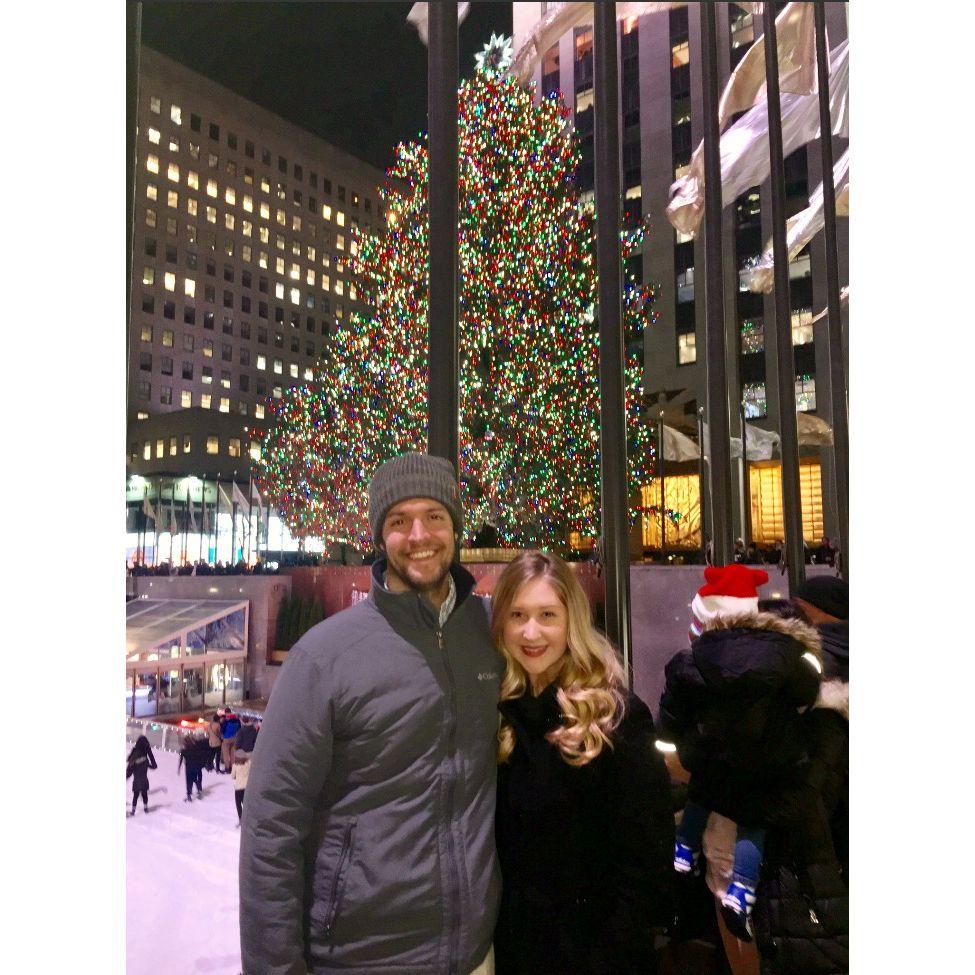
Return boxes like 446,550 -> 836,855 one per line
658,564 -> 824,943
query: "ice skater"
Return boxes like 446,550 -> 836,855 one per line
231,749 -> 250,826
178,733 -> 207,802
126,735 -> 157,816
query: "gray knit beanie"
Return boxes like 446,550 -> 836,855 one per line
368,452 -> 463,546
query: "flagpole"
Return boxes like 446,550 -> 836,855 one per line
152,477 -> 160,567
199,476 -> 205,565
139,485 -> 146,565
231,474 -> 238,566
246,473 -> 254,566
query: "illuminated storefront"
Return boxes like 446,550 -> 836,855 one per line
125,598 -> 249,717
748,459 -> 824,544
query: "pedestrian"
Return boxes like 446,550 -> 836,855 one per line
178,733 -> 207,802
234,714 -> 258,754
492,550 -> 674,975
231,750 -> 251,826
239,453 -> 500,975
220,708 -> 241,772
126,735 -> 157,816
207,712 -> 223,772
658,564 -> 822,947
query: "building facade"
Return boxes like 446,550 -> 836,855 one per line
513,2 -> 850,551
128,47 -> 387,478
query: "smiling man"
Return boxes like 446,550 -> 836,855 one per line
240,452 -> 501,975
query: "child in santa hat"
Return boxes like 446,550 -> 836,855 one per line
658,563 -> 824,942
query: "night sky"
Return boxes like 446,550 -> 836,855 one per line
140,2 -> 513,171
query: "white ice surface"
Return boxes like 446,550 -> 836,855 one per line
126,745 -> 242,975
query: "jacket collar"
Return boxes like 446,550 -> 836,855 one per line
368,557 -> 477,629
498,682 -> 563,734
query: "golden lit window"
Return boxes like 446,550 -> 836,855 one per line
273,385 -> 283,399
273,358 -> 283,374
243,220 -> 252,237
276,209 -> 286,226
168,162 -> 180,183
187,198 -> 198,216
206,435 -> 219,454
257,354 -> 267,370
321,273 -> 330,290
228,438 -> 241,457
289,363 -> 299,378
671,41 -> 690,69
146,183 -> 157,201
184,278 -> 196,298
219,397 -> 230,414
290,288 -> 300,305
149,95 -> 161,114
304,367 -> 314,381
243,194 -> 253,212
791,307 -> 814,346
201,393 -> 212,409
322,204 -> 332,221
335,279 -> 344,296
206,178 -> 217,198
749,460 -> 823,544
170,104 -> 182,125
163,272 -> 175,291
292,215 -> 301,232
225,187 -> 236,205
143,442 -> 152,460
148,127 -> 160,145
350,240 -> 359,257
336,210 -> 346,227
206,205 -> 216,224
169,134 -> 179,153
187,170 -> 199,190
225,213 -> 235,231
336,234 -> 345,251
275,283 -> 285,299
260,202 -> 270,219
146,153 -> 159,174
276,257 -> 285,275
142,266 -> 154,285
181,390 -> 192,408
167,190 -> 178,208
162,329 -> 174,347
155,439 -> 164,459
276,234 -> 285,251
249,440 -> 261,461
254,403 -> 265,419
306,268 -> 315,286
261,177 -> 270,193
259,251 -> 268,269
289,263 -> 300,281
169,437 -> 178,456
678,332 -> 696,364
641,476 -> 702,551
242,245 -> 252,262
140,326 -> 152,342
203,341 -> 213,358
349,283 -> 358,301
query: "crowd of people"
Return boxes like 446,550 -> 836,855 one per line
225,453 -> 848,975
733,535 -> 840,568
127,558 -> 279,577
126,708 -> 261,826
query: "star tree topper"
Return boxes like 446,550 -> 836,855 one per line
475,33 -> 514,78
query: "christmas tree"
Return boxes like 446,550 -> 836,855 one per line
255,36 -> 656,551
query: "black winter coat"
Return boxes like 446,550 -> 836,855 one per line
494,686 -> 674,975
658,613 -> 822,826
127,746 -> 157,791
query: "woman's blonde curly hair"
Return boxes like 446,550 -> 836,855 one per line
492,550 -> 626,768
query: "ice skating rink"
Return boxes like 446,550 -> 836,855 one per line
126,744 -> 242,975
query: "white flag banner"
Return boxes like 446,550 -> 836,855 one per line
703,421 -> 780,462
217,482 -> 234,513
744,147 -> 849,294
718,2 -> 818,132
142,493 -> 156,523
406,2 -> 471,45
666,39 -> 849,237
232,483 -> 250,511
810,286 -> 849,325
661,424 -> 701,463
168,495 -> 178,535
201,500 -> 211,535
187,490 -> 198,533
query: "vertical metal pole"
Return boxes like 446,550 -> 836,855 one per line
427,2 -> 459,470
697,407 -> 710,564
813,1 -> 848,579
199,477 -> 206,564
740,398 -> 753,546
594,1 -> 631,676
762,3 -> 806,591
699,2 -> 734,566
657,413 -> 666,564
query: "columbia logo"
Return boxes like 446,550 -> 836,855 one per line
477,672 -> 499,682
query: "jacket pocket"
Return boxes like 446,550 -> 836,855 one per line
319,817 -> 357,940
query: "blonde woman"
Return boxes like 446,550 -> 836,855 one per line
491,551 -> 674,975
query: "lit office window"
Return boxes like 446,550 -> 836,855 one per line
671,41 -> 690,68
273,358 -> 283,374
146,153 -> 159,174
206,205 -> 216,224
260,202 -> 270,219
184,278 -> 196,298
322,204 -> 332,221
257,354 -> 267,370
743,382 -> 767,418
187,170 -> 199,190
181,390 -> 192,408
336,211 -> 345,227
304,367 -> 314,381
146,183 -> 158,201
225,187 -> 236,205
289,363 -> 299,378
219,397 -> 230,413
164,272 -> 176,292
795,374 -> 816,412
156,439 -> 164,459
148,127 -> 160,145
201,394 -> 212,410
143,442 -> 152,460
168,162 -> 180,183
243,194 -> 253,213
170,104 -> 182,126
290,263 -> 300,281
149,95 -> 161,114
183,434 -> 192,452
254,403 -> 265,419
187,198 -> 198,216
206,436 -> 219,454
225,213 -> 235,231
791,308 -> 814,346
228,438 -> 241,457
167,190 -> 178,208
142,266 -> 155,286
275,283 -> 284,300
207,178 -> 218,198
677,331 -> 696,365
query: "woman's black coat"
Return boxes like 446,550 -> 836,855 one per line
494,686 -> 674,975
126,738 -> 157,792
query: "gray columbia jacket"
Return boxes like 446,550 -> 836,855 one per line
239,560 -> 502,975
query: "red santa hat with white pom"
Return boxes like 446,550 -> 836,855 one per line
689,563 -> 770,643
